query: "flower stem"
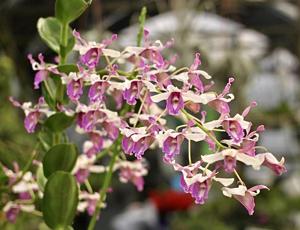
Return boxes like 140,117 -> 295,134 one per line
188,140 -> 192,165
234,169 -> 245,185
171,67 -> 189,76
181,109 -> 226,150
87,144 -> 119,230
133,91 -> 148,127
59,23 -> 68,64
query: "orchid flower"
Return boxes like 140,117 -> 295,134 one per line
10,96 -> 53,133
27,53 -> 58,89
222,185 -> 269,215
73,30 -> 119,69
151,85 -> 216,115
201,149 -> 263,173
121,127 -> 154,159
116,160 -> 148,191
78,192 -> 102,216
172,161 -> 234,204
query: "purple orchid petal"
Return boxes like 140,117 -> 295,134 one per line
75,168 -> 90,184
88,81 -> 109,103
190,53 -> 201,71
140,49 -> 164,68
24,111 -> 40,133
241,139 -> 256,156
80,47 -> 101,69
162,134 -> 184,161
123,81 -> 143,105
18,192 -> 32,200
34,70 -> 48,89
223,155 -> 237,173
103,121 -> 119,140
189,73 -> 204,93
166,92 -> 184,115
122,136 -> 135,155
67,79 -> 83,101
233,192 -> 255,215
78,111 -> 97,132
85,133 -> 104,157
223,120 -> 244,143
87,199 -> 97,216
155,72 -> 172,90
208,99 -> 230,115
191,180 -> 210,205
132,136 -> 153,159
6,206 -> 20,223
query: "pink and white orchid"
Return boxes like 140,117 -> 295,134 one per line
222,185 -> 269,215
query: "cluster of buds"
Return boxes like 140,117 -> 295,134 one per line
7,29 -> 286,221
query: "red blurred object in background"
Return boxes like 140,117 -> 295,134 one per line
149,189 -> 194,213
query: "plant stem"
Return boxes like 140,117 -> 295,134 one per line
181,109 -> 226,150
59,23 -> 68,64
188,140 -> 192,165
87,145 -> 119,230
133,91 -> 148,127
234,169 -> 245,185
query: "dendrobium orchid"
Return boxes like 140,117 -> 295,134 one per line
27,53 -> 58,89
172,161 -> 234,204
6,24 -> 287,225
222,185 -> 269,215
9,96 -> 53,133
201,149 -> 263,173
116,160 -> 148,191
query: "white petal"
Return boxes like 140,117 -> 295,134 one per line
184,127 -> 207,142
182,91 -> 216,104
143,80 -> 158,92
201,152 -> 223,164
237,153 -> 263,170
222,185 -> 247,197
20,205 -> 35,212
102,48 -> 121,58
221,149 -> 238,158
171,72 -> 188,83
151,92 -> 170,103
214,177 -> 234,186
89,165 -> 106,173
203,119 -> 223,130
193,70 -> 212,79
124,46 -> 144,55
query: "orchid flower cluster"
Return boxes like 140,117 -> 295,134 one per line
4,26 -> 287,227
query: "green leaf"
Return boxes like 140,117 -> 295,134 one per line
137,7 -> 147,46
43,144 -> 78,178
55,0 -> 90,24
44,112 -> 75,133
42,82 -> 56,110
43,171 -> 78,229
57,64 -> 79,74
37,17 -> 75,54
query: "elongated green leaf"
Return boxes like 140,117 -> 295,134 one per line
55,0 -> 90,24
43,172 -> 78,229
37,17 -> 75,54
43,144 -> 78,178
44,112 -> 75,133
